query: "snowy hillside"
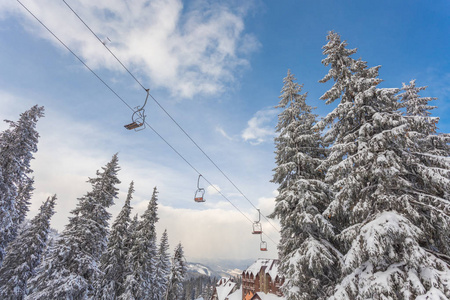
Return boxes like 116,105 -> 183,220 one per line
186,262 -> 217,277
186,262 -> 243,279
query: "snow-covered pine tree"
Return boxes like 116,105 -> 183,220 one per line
125,212 -> 140,255
155,229 -> 171,300
12,177 -> 34,239
0,195 -> 56,300
27,154 -> 121,299
318,31 -> 450,299
120,187 -> 159,300
167,243 -> 187,300
401,80 -> 437,119
201,281 -> 214,300
0,105 -> 44,264
399,80 -> 450,257
96,181 -> 134,299
269,70 -> 336,299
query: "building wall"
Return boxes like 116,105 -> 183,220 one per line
242,272 -> 256,298
241,264 -> 284,299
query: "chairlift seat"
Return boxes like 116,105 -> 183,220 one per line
194,197 -> 205,203
260,241 -> 268,251
252,224 -> 262,234
194,186 -> 205,203
124,122 -> 142,130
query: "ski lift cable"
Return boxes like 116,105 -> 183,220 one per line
17,0 -> 278,246
60,0 -> 280,233
61,0 -> 147,93
149,92 -> 280,232
16,0 -> 135,114
139,125 -> 278,246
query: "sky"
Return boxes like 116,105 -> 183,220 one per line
0,0 -> 449,266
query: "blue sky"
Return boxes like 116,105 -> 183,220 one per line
0,0 -> 449,263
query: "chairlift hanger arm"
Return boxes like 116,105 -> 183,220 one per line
124,88 -> 150,131
197,174 -> 203,189
140,88 -> 150,110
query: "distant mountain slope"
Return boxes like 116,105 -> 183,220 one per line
186,261 -> 246,279
186,262 -> 218,278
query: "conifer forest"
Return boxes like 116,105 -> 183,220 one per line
0,31 -> 449,300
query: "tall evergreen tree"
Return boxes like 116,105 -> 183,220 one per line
399,80 -> 450,256
0,195 -> 56,300
401,79 -> 437,119
167,243 -> 187,300
120,187 -> 159,300
317,31 -> 450,299
155,229 -> 171,300
0,105 -> 44,264
270,70 -> 336,299
12,177 -> 34,239
96,181 -> 134,299
124,213 -> 140,258
27,154 -> 121,299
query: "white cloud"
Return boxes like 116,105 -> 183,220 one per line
216,126 -> 233,141
242,108 -> 278,144
5,0 -> 259,99
206,184 -> 221,195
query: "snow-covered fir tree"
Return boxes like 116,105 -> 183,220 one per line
96,181 -> 134,299
155,229 -> 171,300
125,212 -> 140,255
201,281 -> 215,300
12,177 -> 34,239
0,105 -> 44,264
182,275 -> 215,300
120,187 -> 159,300
27,154 -> 121,299
270,70 -> 336,299
0,195 -> 56,300
167,243 -> 187,300
400,79 -> 437,119
399,80 -> 450,258
317,31 -> 450,299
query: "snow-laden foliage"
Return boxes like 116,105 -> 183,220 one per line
0,195 -> 56,300
155,229 -> 171,300
317,31 -> 450,298
400,79 -> 437,118
120,187 -> 159,300
0,105 -> 44,264
182,275 -> 216,300
167,243 -> 187,300
399,80 -> 450,256
12,178 -> 34,239
96,181 -> 134,300
27,154 -> 120,299
330,212 -> 450,299
270,70 -> 337,299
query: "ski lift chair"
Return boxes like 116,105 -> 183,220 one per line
124,89 -> 149,131
194,175 -> 206,203
252,209 -> 262,234
194,187 -> 205,203
252,222 -> 262,234
260,233 -> 268,251
260,240 -> 268,251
